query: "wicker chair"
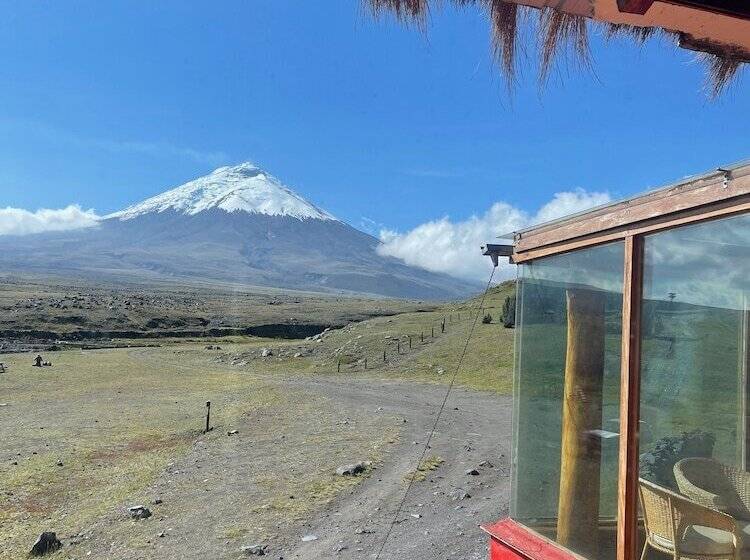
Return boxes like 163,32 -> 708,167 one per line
674,458 -> 750,521
639,478 -> 742,560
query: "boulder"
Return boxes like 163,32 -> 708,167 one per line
241,544 -> 267,556
336,461 -> 371,476
128,505 -> 152,519
29,532 -> 62,556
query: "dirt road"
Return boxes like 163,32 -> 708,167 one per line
82,372 -> 512,560
277,376 -> 512,560
2,345 -> 511,560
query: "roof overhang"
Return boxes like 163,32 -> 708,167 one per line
509,159 -> 750,263
505,0 -> 750,60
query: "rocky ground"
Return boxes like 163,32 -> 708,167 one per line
0,275 -> 427,353
75,374 -> 511,560
277,377 -> 511,560
1,279 -> 515,560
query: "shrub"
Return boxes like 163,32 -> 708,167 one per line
639,430 -> 715,489
482,313 -> 492,324
500,295 -> 516,328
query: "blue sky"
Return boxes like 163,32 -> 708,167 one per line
1,0 -> 748,236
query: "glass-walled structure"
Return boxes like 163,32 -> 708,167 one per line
484,161 -> 750,560
513,243 -> 624,559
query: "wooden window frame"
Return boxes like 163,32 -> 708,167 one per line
506,163 -> 750,560
617,235 -> 643,560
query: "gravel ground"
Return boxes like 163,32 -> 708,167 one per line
2,343 -> 510,560
73,374 -> 511,560
276,377 -> 512,560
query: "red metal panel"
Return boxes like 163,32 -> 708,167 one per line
482,519 -> 580,560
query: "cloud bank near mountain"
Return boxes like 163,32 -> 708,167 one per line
377,189 -> 612,281
0,205 -> 101,236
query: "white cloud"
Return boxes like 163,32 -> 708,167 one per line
376,189 -> 611,282
534,190 -> 611,225
0,205 -> 101,236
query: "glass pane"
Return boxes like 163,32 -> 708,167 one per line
512,242 -> 624,559
639,213 -> 750,558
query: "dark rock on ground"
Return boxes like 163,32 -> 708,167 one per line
128,505 -> 152,519
30,532 -> 62,556
335,461 -> 371,476
241,544 -> 268,555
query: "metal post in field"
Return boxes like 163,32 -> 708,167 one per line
441,319 -> 445,333
383,349 -> 386,362
205,401 -> 211,433
408,336 -> 412,349
397,341 -> 400,354
431,326 -> 434,338
364,358 -> 367,370
421,332 -> 424,343
337,359 -> 341,373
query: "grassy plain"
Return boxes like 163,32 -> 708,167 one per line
0,343 -> 398,559
0,277 -> 516,558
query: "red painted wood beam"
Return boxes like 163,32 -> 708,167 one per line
675,0 -> 750,20
482,519 -> 580,560
617,0 -> 656,14
619,0 -> 750,18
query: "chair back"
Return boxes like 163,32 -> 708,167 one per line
639,478 -> 677,546
674,458 -> 748,517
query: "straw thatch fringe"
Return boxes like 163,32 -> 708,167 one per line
489,0 -> 521,83
453,0 -> 527,84
539,8 -> 591,84
367,0 -> 430,25
605,22 -> 658,43
701,54 -> 743,96
366,0 -> 745,94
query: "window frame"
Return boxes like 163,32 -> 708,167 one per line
505,161 -> 750,560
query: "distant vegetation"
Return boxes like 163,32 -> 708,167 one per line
501,294 -> 516,328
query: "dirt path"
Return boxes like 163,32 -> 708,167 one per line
270,375 -> 512,560
31,347 -> 512,560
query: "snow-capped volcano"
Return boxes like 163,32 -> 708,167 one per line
0,163 -> 477,300
109,163 -> 336,222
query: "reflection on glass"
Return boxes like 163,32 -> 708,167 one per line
639,213 -> 750,560
512,242 -> 624,560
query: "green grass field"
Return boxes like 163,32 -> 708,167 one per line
0,345 -> 400,559
0,279 -> 517,558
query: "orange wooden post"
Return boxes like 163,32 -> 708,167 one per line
557,288 -> 605,557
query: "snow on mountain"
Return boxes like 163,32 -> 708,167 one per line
108,163 -> 337,222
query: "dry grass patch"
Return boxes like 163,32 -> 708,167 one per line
0,347 -> 280,559
404,455 -> 444,483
